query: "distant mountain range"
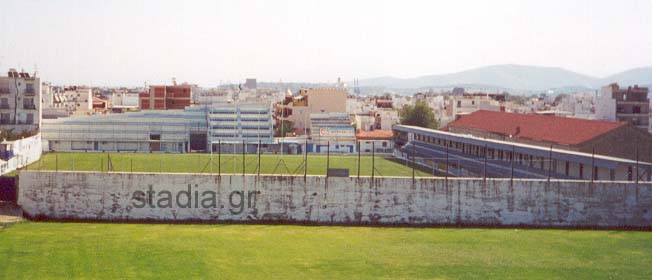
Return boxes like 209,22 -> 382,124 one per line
357,64 -> 652,93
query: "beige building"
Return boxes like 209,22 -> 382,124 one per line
276,88 -> 347,132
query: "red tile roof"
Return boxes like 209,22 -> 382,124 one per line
356,130 -> 393,140
447,110 -> 626,145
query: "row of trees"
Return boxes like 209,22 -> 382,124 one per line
399,101 -> 439,129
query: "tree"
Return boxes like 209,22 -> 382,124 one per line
399,101 -> 438,129
553,94 -> 569,106
274,120 -> 295,137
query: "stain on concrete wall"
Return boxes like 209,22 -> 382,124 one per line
17,171 -> 652,228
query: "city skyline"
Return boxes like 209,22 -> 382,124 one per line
2,0 -> 652,86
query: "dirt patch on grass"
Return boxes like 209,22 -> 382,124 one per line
0,202 -> 22,224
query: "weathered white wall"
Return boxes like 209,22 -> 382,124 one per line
17,171 -> 652,228
0,134 -> 42,175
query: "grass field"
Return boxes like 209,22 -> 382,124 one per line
1,222 -> 651,279
22,152 -> 432,177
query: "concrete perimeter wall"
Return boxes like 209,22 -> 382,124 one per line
17,171 -> 652,228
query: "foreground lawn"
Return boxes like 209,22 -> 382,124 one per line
23,152 -> 431,177
1,223 -> 651,279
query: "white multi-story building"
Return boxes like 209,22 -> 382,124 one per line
111,89 -> 139,108
596,83 -> 650,130
0,68 -> 42,133
47,86 -> 93,115
433,94 -> 504,128
0,68 -> 43,175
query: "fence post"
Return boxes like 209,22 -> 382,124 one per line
326,141 -> 330,177
483,143 -> 487,182
548,145 -> 552,182
591,146 -> 596,184
242,140 -> 245,176
636,141 -> 639,185
445,142 -> 449,181
357,140 -> 360,179
218,140 -> 221,176
304,138 -> 308,180
510,144 -> 515,186
372,141 -> 375,179
258,139 -> 261,177
411,142 -> 415,184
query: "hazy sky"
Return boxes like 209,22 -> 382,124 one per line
1,0 -> 652,86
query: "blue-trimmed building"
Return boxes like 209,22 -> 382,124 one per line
42,102 -> 272,153
393,125 -> 652,181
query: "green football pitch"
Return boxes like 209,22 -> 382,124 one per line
1,222 -> 651,279
22,152 -> 433,177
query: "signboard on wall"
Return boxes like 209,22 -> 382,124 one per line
318,127 -> 354,137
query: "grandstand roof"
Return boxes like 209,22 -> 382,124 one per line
356,130 -> 393,140
447,110 -> 626,146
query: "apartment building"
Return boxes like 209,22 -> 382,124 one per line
0,68 -> 42,133
111,89 -> 140,109
140,84 -> 193,110
0,68 -> 43,175
45,86 -> 93,116
276,88 -> 347,131
596,83 -> 650,130
433,93 -> 505,127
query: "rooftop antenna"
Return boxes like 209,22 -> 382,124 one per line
354,78 -> 360,96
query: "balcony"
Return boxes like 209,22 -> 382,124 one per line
0,88 -> 10,94
0,104 -> 10,109
23,104 -> 36,110
24,88 -> 35,95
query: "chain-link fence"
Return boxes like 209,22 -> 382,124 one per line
22,144 -> 432,178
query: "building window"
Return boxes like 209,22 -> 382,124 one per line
628,166 -> 633,181
593,166 -> 599,180
25,83 -> 34,94
579,164 -> 584,179
23,98 -> 35,109
0,113 -> 10,124
565,161 -> 569,176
